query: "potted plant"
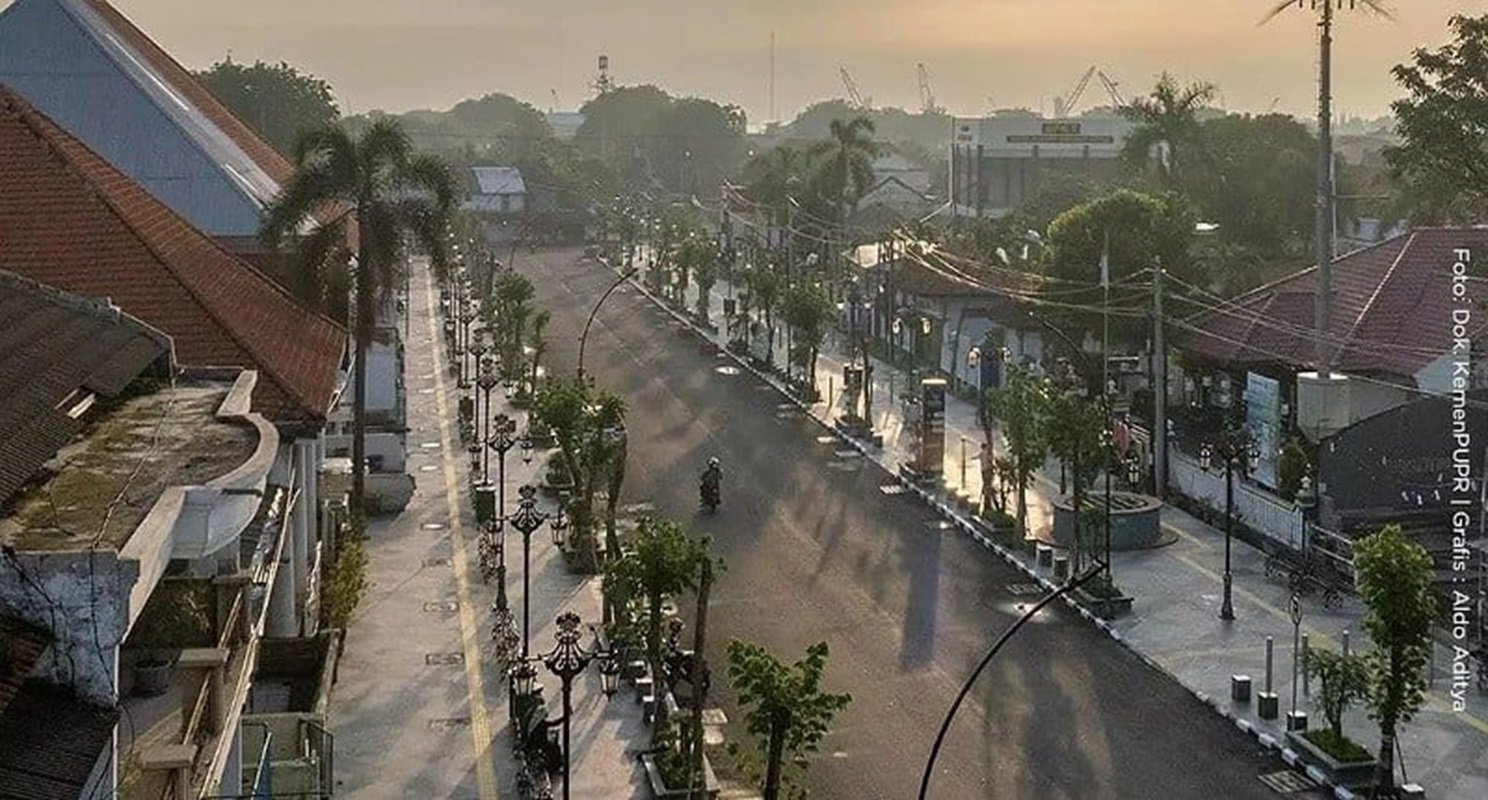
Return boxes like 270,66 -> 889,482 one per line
128,581 -> 213,697
1288,646 -> 1376,789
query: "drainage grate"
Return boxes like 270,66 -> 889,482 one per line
776,403 -> 798,411
421,522 -> 447,530
879,484 -> 907,495
417,388 -> 435,395
422,557 -> 451,568
422,601 -> 458,613
924,519 -> 955,531
1258,770 -> 1319,794
833,450 -> 862,459
424,652 -> 464,666
1007,583 -> 1044,597
714,365 -> 741,376
816,435 -> 839,444
420,442 -> 441,449
428,717 -> 471,731
418,464 -> 439,472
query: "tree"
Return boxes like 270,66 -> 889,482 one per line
780,283 -> 834,396
1043,387 -> 1106,574
532,377 -> 627,573
808,116 -> 882,231
741,261 -> 785,368
726,639 -> 852,800
744,146 -> 812,227
979,365 -> 1048,538
1118,72 -> 1217,190
488,270 -> 535,381
1191,113 -> 1316,261
1307,646 -> 1369,743
261,120 -> 456,516
196,57 -> 340,157
604,518 -> 711,736
1353,524 -> 1437,798
1383,14 -> 1488,223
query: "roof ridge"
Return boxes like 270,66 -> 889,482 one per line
1338,230 -> 1415,365
2,86 -> 344,418
0,267 -> 174,357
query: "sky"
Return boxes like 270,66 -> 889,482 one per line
10,0 -> 1484,124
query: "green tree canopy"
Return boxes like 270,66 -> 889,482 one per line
1353,524 -> 1437,795
726,639 -> 852,800
576,85 -> 746,196
1119,72 -> 1217,190
196,57 -> 340,157
1384,13 -> 1488,223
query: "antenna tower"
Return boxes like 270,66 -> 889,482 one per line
592,54 -> 614,98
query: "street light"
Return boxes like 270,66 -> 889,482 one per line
487,411 -> 521,642
1199,425 -> 1259,621
514,612 -> 621,800
508,484 -> 557,660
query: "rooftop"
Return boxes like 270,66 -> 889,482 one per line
1177,227 -> 1488,378
0,381 -> 256,551
472,165 -> 526,195
0,84 -> 348,422
0,269 -> 172,507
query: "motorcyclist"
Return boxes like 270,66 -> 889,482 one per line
700,457 -> 722,506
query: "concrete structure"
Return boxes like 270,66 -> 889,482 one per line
948,116 -> 1132,218
0,268 -> 305,799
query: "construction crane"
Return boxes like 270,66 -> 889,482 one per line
917,63 -> 942,114
1052,66 -> 1096,118
1095,70 -> 1125,109
840,66 -> 868,110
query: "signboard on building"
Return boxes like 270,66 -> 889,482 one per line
1244,372 -> 1282,490
919,379 -> 947,476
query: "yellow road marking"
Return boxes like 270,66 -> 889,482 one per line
424,268 -> 499,800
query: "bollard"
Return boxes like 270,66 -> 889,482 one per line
1052,554 -> 1071,582
1265,636 -> 1274,693
1230,675 -> 1252,703
1301,633 -> 1310,697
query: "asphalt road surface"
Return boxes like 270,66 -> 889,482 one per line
522,247 -> 1286,800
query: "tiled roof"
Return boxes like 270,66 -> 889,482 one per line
1177,228 -> 1488,378
0,270 -> 172,506
0,618 -> 50,715
0,85 -> 347,423
0,678 -> 117,800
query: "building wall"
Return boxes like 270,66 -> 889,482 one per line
0,551 -> 133,704
948,117 -> 1131,218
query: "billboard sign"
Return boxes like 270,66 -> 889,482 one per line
1244,372 -> 1281,489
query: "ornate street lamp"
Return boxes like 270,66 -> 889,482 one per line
476,356 -> 502,482
514,612 -> 621,800
1200,426 -> 1258,621
508,484 -> 550,660
487,413 -> 522,620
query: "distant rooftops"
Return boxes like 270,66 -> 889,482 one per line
472,166 -> 527,196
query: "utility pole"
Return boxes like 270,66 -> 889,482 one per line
1314,0 -> 1335,370
1152,256 -> 1167,499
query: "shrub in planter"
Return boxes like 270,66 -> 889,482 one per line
128,580 -> 213,697
1306,646 -> 1370,754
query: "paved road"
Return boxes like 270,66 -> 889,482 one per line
526,247 -> 1287,799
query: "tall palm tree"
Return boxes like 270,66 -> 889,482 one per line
744,145 -> 808,228
808,116 -> 881,230
1118,72 -> 1216,188
262,119 -> 457,516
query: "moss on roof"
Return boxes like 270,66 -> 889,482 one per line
0,382 -> 257,551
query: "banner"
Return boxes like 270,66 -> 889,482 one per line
1244,372 -> 1282,489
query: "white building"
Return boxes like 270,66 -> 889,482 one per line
948,116 -> 1133,219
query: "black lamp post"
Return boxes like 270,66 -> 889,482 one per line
511,612 -> 621,800
507,484 -> 569,660
1199,425 -> 1259,621
476,355 -> 500,482
458,299 -> 477,389
487,413 -> 521,616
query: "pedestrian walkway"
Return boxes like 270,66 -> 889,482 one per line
328,260 -> 649,799
618,251 -> 1488,799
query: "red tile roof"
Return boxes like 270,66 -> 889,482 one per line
0,85 -> 347,423
1177,229 -> 1488,379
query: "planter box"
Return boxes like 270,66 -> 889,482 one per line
640,753 -> 720,799
1286,730 -> 1379,791
1072,585 -> 1134,619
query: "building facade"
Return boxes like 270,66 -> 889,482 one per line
948,116 -> 1132,219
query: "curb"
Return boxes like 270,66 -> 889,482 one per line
597,256 -> 1360,797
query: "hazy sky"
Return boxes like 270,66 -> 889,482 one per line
11,1 -> 1484,124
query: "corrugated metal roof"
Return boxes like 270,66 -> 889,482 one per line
0,0 -> 280,238
472,166 -> 526,196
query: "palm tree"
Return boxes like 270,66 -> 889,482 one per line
1118,72 -> 1216,188
261,119 -> 457,516
808,116 -> 881,230
744,145 -> 809,228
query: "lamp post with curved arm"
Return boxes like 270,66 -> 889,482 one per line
577,266 -> 641,378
